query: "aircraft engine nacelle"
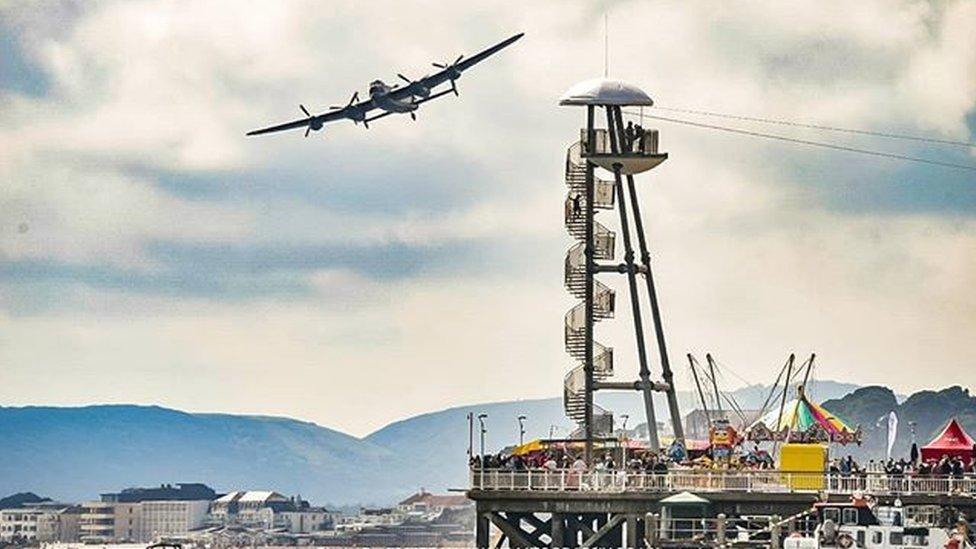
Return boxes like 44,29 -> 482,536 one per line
414,85 -> 431,98
309,119 -> 324,131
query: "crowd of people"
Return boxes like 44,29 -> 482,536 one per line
470,449 -> 671,474
469,440 -> 777,475
830,454 -> 976,478
472,446 -> 976,480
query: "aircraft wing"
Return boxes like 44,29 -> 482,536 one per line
387,32 -> 524,102
246,98 -> 375,136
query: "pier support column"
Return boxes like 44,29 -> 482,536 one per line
476,511 -> 490,549
644,513 -> 659,548
770,515 -> 782,549
551,513 -> 565,548
626,515 -> 639,548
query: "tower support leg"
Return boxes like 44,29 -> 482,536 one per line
612,105 -> 685,444
584,104 -> 596,464
605,106 -> 660,452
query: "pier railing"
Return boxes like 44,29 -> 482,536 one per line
469,468 -> 976,497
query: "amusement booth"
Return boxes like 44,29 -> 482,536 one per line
920,418 -> 976,464
747,386 -> 862,489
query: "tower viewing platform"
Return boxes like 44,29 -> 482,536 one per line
560,78 -> 667,174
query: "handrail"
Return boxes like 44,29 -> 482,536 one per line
469,468 -> 976,497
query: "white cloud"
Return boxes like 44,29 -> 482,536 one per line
0,0 -> 974,435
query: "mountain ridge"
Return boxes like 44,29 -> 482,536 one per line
0,381 -> 961,506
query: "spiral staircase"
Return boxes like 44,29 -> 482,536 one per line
562,141 -> 617,424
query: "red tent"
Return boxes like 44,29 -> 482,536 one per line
921,418 -> 976,463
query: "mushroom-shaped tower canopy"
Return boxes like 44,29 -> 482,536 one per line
559,77 -> 654,107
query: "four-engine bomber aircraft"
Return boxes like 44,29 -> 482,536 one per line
246,32 -> 524,138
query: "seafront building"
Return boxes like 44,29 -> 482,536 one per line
79,501 -> 141,542
0,505 -> 81,542
2,485 -> 472,546
210,490 -> 331,531
78,483 -> 216,542
140,500 -> 210,541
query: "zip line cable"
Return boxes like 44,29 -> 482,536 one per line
623,110 -> 976,172
650,106 -> 976,149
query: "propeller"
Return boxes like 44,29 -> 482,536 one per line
432,55 -> 464,95
299,104 -> 317,138
397,72 -> 431,98
329,91 -> 359,110
433,54 -> 464,72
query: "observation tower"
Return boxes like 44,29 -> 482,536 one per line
559,77 -> 684,461
466,78 -> 976,549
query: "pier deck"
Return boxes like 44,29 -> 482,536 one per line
468,470 -> 976,548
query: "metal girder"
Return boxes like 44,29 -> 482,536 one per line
581,514 -> 625,548
487,512 -> 535,548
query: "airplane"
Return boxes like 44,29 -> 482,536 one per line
246,32 -> 524,138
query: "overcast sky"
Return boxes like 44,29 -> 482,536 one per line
1,0 -> 974,437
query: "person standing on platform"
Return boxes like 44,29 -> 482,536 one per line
634,124 -> 646,153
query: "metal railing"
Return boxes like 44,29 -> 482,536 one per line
469,469 -> 976,497
579,128 -> 660,155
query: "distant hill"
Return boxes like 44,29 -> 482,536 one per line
0,492 -> 51,509
824,386 -> 976,462
0,405 -> 400,506
0,381 -> 960,506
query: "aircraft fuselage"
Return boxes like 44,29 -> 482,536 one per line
369,80 -> 418,113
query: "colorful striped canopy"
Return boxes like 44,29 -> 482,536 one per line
753,397 -> 853,435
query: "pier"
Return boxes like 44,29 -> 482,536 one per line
468,470 -> 976,547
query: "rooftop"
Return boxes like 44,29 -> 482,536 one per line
239,490 -> 286,503
558,77 -> 654,107
214,490 -> 290,504
399,490 -> 470,508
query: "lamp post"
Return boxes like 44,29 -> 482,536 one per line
518,415 -> 526,445
478,413 -> 488,459
620,414 -> 630,466
467,412 -> 474,460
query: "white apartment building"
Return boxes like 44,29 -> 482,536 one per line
0,508 -> 41,541
37,507 -> 81,542
276,509 -> 331,533
79,501 -> 141,542
0,506 -> 81,542
211,490 -> 330,533
211,491 -> 290,529
140,500 -> 209,542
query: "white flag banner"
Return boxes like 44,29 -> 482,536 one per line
886,411 -> 898,460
